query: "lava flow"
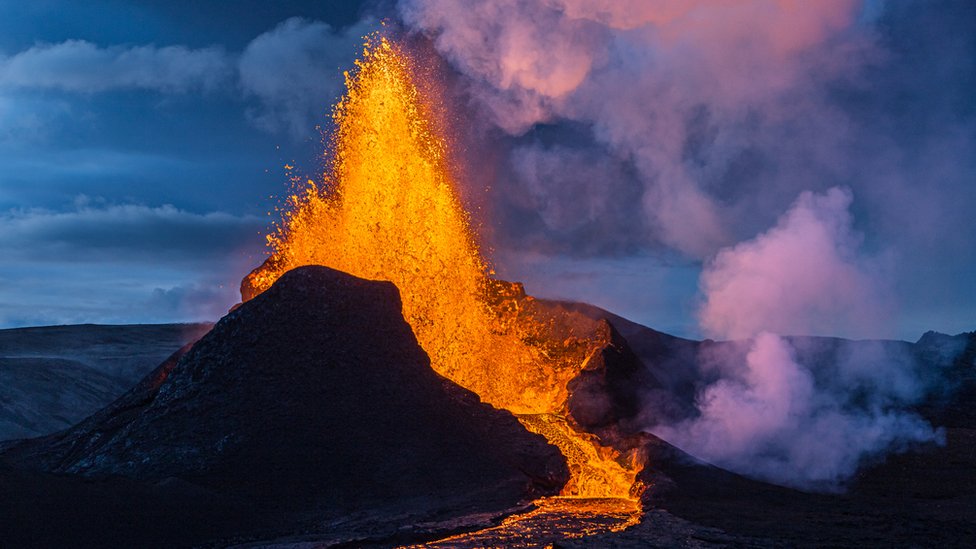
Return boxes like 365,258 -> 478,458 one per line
243,35 -> 643,506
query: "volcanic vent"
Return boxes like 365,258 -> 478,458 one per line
243,35 -> 645,504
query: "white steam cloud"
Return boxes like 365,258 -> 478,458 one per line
655,332 -> 939,489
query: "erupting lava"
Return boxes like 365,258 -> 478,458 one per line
244,36 -> 642,501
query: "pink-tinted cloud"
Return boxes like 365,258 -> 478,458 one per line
653,187 -> 938,489
400,0 -> 866,257
698,187 -> 890,340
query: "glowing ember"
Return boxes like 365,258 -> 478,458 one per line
244,35 -> 641,500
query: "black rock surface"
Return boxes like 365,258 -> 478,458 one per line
565,320 -> 646,433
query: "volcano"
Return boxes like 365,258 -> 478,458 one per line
1,266 -> 569,546
2,29 -> 973,548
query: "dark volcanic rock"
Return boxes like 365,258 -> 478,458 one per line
630,426 -> 976,548
566,320 -> 646,433
1,266 -> 567,545
535,299 -> 704,427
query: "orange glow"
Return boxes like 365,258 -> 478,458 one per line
406,496 -> 641,547
244,36 -> 640,500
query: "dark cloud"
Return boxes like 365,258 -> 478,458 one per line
493,139 -> 645,256
0,197 -> 266,262
0,0 -> 368,52
0,198 -> 266,327
0,3 -> 378,329
0,265 -> 243,327
0,16 -> 384,143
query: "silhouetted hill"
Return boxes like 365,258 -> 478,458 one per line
0,266 -> 567,547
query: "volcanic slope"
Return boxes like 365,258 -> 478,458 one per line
0,265 -> 568,547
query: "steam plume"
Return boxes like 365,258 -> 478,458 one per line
655,188 -> 941,489
397,0 -> 973,488
698,187 -> 888,341
398,0 -> 864,257
398,0 -> 976,339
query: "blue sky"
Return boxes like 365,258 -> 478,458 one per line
0,1 -> 375,326
0,1 -> 973,341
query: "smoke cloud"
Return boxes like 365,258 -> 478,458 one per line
399,0 -> 866,257
399,0 -> 976,338
399,0 -> 972,488
654,332 -> 940,490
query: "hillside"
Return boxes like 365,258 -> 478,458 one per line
0,323 -> 210,440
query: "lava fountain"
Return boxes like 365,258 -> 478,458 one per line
243,36 -> 642,504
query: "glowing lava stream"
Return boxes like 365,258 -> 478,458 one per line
243,35 -> 643,507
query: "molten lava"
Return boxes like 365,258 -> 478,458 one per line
244,36 -> 641,500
